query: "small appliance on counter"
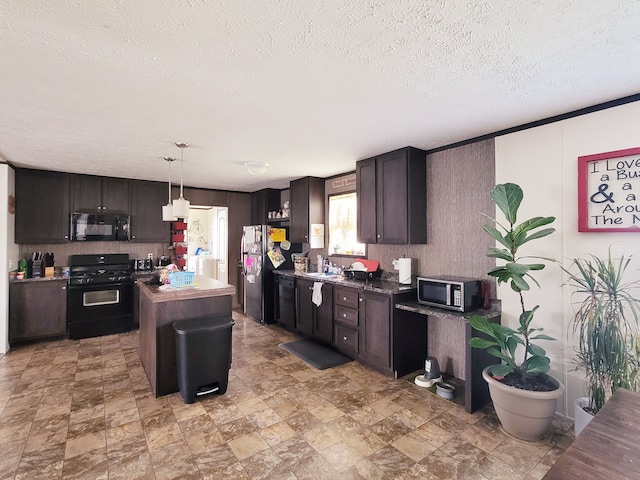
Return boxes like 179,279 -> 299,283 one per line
414,356 -> 442,388
392,258 -> 413,284
343,259 -> 382,280
417,276 -> 481,312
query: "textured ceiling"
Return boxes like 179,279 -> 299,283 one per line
1,1 -> 639,192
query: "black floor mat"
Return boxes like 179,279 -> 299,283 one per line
279,338 -> 353,370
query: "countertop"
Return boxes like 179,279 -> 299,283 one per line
138,275 -> 235,303
395,299 -> 502,320
273,269 -> 416,295
9,275 -> 68,283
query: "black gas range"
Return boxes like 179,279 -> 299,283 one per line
67,254 -> 134,340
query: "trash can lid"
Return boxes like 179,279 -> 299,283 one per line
173,315 -> 234,334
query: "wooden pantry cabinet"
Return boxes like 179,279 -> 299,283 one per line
357,146 -> 427,244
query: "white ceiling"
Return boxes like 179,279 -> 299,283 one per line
2,1 -> 639,192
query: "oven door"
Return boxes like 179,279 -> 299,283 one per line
67,282 -> 133,339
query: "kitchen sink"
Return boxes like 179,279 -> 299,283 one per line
306,272 -> 342,279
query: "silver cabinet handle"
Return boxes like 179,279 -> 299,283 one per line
343,296 -> 347,301
359,297 -> 363,302
308,286 -> 313,290
343,313 -> 347,318
343,336 -> 347,341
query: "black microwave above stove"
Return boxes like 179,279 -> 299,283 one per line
71,212 -> 130,241
417,276 -> 481,312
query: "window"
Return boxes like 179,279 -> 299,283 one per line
328,192 -> 366,256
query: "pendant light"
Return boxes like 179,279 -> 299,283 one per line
172,142 -> 190,219
162,156 -> 178,221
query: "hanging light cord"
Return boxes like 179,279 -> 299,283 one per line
164,157 -> 175,203
176,142 -> 188,197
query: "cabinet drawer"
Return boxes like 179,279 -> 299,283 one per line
334,305 -> 358,328
334,286 -> 359,309
334,324 -> 359,354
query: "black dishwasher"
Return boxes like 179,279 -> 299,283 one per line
276,276 -> 296,331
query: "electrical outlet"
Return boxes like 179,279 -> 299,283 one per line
147,253 -> 153,260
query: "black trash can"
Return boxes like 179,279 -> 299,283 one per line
173,314 -> 234,404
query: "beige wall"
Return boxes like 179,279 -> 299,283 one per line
495,100 -> 640,416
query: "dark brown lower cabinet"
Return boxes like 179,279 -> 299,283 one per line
9,280 -> 68,345
359,291 -> 392,371
296,278 -> 333,344
276,275 -> 296,331
333,284 -> 417,376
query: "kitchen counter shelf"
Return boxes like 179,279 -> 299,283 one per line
274,270 -> 415,296
393,299 -> 501,413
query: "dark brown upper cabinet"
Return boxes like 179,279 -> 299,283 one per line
357,146 -> 427,244
71,174 -> 130,212
289,177 -> 324,244
129,180 -> 169,243
251,188 -> 281,225
15,169 -> 71,244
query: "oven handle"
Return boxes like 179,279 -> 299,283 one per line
67,282 -> 134,290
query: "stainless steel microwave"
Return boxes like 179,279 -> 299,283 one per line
71,212 -> 130,241
417,276 -> 481,312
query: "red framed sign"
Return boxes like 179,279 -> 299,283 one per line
578,147 -> 640,232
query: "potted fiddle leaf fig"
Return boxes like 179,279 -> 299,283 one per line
563,251 -> 640,436
468,182 -> 564,442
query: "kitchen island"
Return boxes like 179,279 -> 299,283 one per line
138,275 -> 235,397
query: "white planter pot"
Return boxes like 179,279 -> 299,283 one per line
574,396 -> 595,437
483,367 -> 565,442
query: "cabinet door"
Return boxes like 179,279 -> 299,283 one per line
129,180 -> 169,242
376,149 -> 410,244
359,291 -> 391,370
9,280 -> 67,344
251,188 -> 281,225
71,175 -> 103,211
102,177 -> 130,212
356,158 -> 377,244
314,283 -> 333,344
289,178 -> 310,243
289,177 -> 324,244
15,169 -> 70,244
296,278 -> 314,336
276,276 -> 296,331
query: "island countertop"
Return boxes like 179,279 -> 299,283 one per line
138,274 -> 235,397
138,275 -> 235,303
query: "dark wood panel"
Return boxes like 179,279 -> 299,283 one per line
129,180 -> 169,243
359,291 -> 391,370
356,158 -> 377,244
544,389 -> 640,480
9,280 -> 67,345
296,278 -> 314,336
15,169 -> 70,244
314,282 -> 333,344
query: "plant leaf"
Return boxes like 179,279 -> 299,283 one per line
488,363 -> 514,377
490,183 -> 522,225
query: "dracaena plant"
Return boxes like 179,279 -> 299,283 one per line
563,251 -> 640,413
469,183 -> 557,382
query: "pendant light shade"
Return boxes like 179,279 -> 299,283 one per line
162,157 -> 178,221
172,142 -> 190,219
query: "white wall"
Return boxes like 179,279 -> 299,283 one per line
1,165 -> 17,354
495,100 -> 640,416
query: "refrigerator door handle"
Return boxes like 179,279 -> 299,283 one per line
241,231 -> 248,276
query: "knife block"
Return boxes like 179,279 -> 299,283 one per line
28,260 -> 43,278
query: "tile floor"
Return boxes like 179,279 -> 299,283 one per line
0,310 -> 574,479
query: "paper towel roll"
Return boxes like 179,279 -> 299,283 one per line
393,258 -> 412,284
